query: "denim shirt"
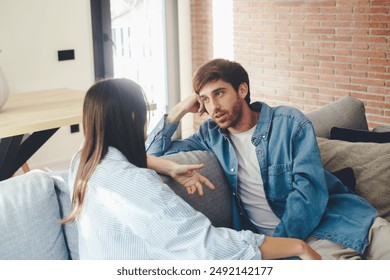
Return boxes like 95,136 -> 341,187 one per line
146,102 -> 377,253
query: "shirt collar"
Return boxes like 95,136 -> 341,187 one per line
104,146 -> 129,162
217,101 -> 272,142
252,101 -> 272,142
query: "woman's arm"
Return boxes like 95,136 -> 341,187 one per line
147,154 -> 215,195
260,236 -> 321,260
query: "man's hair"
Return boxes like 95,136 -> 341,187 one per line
192,58 -> 251,104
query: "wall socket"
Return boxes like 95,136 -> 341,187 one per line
58,49 -> 75,61
70,124 -> 80,133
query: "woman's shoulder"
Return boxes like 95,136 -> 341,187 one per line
69,147 -> 164,188
100,150 -> 162,183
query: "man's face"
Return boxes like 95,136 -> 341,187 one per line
198,80 -> 246,130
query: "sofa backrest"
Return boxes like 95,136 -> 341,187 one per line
160,150 -> 232,228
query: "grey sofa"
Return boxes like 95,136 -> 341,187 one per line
1,96 -> 389,260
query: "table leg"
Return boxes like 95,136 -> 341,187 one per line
0,135 -> 24,180
0,128 -> 59,181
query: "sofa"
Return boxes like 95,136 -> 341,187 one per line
1,96 -> 389,260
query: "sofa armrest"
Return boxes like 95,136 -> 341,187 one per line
0,170 -> 69,259
306,96 -> 368,138
160,150 -> 232,228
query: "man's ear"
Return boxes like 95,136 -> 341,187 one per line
238,83 -> 248,99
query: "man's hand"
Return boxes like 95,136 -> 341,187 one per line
170,163 -> 216,196
182,94 -> 202,114
166,94 -> 206,123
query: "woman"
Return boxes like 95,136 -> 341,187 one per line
62,78 -> 320,260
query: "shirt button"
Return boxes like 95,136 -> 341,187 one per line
240,213 -> 243,215
230,168 -> 235,172
233,193 -> 236,196
261,135 -> 266,139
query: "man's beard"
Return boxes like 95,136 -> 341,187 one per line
211,99 -> 242,129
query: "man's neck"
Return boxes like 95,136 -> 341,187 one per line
228,106 -> 260,134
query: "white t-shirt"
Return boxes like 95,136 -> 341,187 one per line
229,126 -> 280,236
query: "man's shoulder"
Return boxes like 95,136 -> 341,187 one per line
272,104 -> 304,115
252,101 -> 305,117
272,104 -> 309,124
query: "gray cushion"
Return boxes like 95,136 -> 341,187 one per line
373,125 -> 390,133
306,96 -> 368,138
0,170 -> 68,259
317,137 -> 390,222
161,151 -> 232,228
50,170 -> 79,260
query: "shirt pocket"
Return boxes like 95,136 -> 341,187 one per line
267,163 -> 293,201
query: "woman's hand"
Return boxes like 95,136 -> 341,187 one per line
260,237 -> 322,260
298,242 -> 322,260
170,164 -> 216,196
147,155 -> 215,195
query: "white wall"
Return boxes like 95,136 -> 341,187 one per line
0,0 -> 95,170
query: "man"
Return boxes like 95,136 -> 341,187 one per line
146,58 -> 390,259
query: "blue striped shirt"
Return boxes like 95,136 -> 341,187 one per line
68,147 -> 264,259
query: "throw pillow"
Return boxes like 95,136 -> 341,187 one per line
160,150 -> 232,228
317,137 -> 390,222
306,96 -> 368,138
373,125 -> 390,133
0,170 -> 69,259
330,127 -> 390,143
331,167 -> 356,193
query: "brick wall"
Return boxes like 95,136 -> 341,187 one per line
191,0 -> 214,72
191,0 -> 215,127
191,0 -> 390,129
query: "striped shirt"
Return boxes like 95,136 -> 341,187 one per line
68,147 -> 264,259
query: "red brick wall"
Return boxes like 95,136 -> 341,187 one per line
191,0 -> 390,129
191,0 -> 214,72
191,0 -> 214,127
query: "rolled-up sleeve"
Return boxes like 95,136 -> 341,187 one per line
146,116 -> 179,156
146,116 -> 211,156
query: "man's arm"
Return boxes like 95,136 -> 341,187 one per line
146,94 -> 209,156
165,94 -> 202,123
273,122 -> 329,240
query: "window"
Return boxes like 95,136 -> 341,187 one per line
90,0 -> 170,131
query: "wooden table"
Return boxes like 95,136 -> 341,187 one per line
0,88 -> 85,180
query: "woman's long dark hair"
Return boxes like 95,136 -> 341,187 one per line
62,78 -> 148,223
